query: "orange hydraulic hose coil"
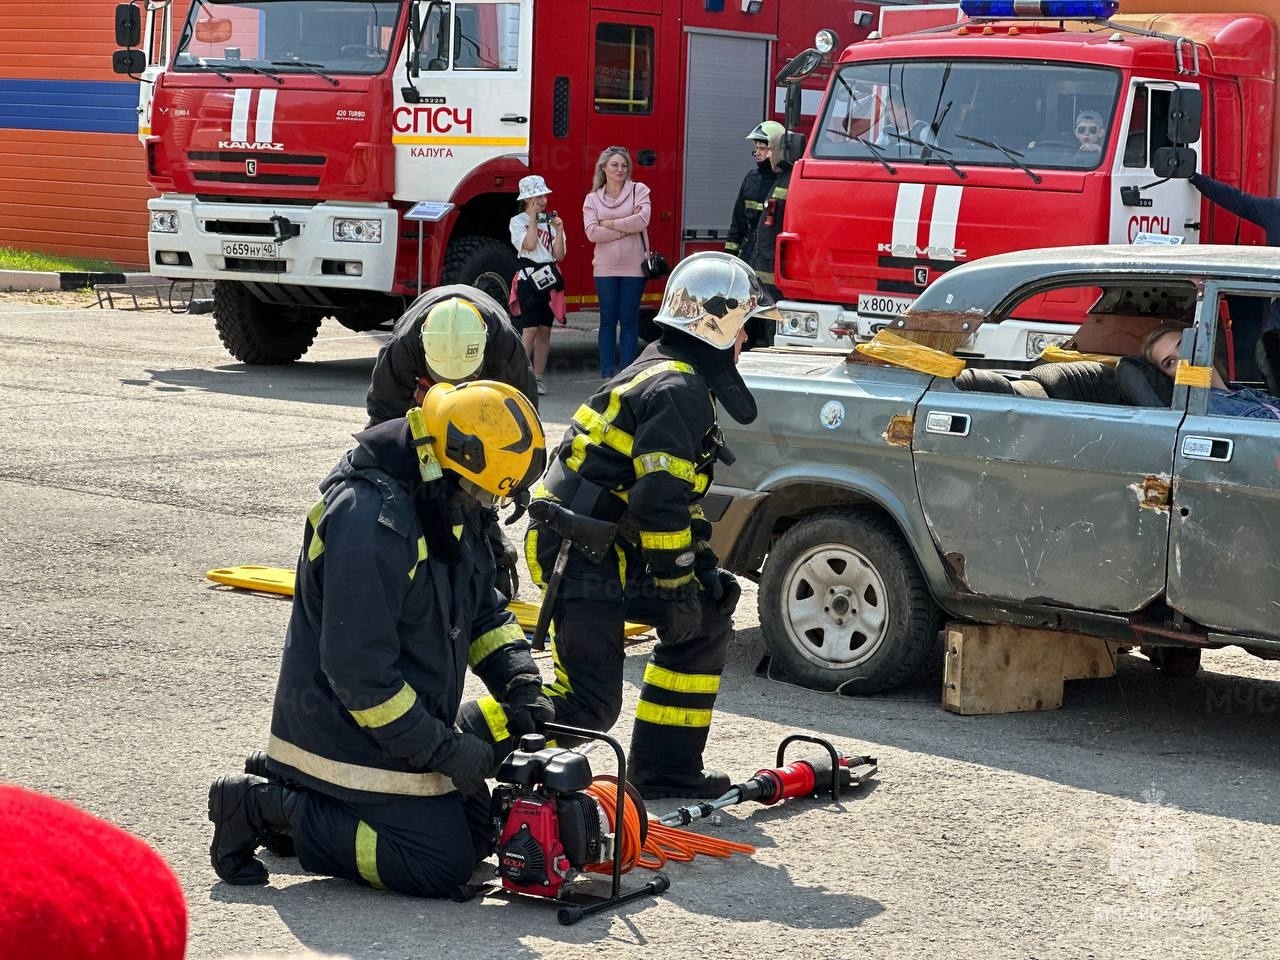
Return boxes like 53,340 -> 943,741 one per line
583,778 -> 755,874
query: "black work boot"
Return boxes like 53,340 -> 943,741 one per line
628,765 -> 731,800
244,751 -> 296,858
208,774 -> 298,885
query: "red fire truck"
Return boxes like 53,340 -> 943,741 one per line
111,0 -> 881,363
770,0 -> 1280,357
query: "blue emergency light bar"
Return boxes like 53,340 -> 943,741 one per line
959,0 -> 1120,18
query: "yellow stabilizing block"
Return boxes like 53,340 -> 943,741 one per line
206,565 -> 653,638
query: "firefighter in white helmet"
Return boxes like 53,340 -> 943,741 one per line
469,251 -> 780,800
209,381 -> 552,898
366,286 -> 537,601
725,120 -> 784,267
365,286 -> 538,425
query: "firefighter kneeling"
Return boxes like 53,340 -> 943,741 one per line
467,251 -> 780,799
208,380 -> 550,898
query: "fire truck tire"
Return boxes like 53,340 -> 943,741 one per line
442,236 -> 517,306
759,509 -> 940,694
212,282 -> 321,365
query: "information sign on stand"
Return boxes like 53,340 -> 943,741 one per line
405,202 -> 456,293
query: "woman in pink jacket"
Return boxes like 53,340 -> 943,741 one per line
582,147 -> 651,378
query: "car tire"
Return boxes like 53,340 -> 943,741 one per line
759,509 -> 941,693
212,281 -> 321,365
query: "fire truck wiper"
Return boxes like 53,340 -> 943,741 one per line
852,136 -> 897,175
234,64 -> 284,85
195,60 -> 234,83
955,134 -> 1043,185
270,59 -> 341,87
885,131 -> 966,181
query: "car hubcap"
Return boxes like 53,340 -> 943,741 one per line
781,543 -> 889,669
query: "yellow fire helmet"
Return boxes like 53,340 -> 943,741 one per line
408,380 -> 546,505
421,296 -> 488,383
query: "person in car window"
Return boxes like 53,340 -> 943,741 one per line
1143,325 -> 1280,420
1072,110 -> 1106,154
876,94 -> 936,151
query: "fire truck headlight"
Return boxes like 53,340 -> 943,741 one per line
814,29 -> 839,55
781,309 -> 820,339
333,218 -> 383,243
150,210 -> 179,234
1025,331 -> 1071,359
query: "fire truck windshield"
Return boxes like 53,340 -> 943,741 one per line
175,0 -> 402,76
814,60 -> 1120,173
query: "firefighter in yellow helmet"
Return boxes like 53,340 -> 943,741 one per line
467,251 -> 780,800
725,120 -> 784,266
367,286 -> 539,601
208,381 -> 553,898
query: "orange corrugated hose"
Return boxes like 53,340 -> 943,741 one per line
582,779 -> 755,875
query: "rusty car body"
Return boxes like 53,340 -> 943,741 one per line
707,245 -> 1280,692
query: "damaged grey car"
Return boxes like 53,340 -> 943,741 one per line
707,245 -> 1280,693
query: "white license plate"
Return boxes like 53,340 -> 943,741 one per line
221,240 -> 279,259
857,293 -> 915,318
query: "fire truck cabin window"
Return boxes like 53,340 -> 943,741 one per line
451,4 -> 519,70
175,0 -> 402,76
813,60 -> 1120,172
594,24 -> 654,115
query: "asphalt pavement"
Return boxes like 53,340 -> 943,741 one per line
2,298 -> 1278,959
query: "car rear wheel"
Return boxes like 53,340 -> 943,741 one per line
759,510 -> 940,693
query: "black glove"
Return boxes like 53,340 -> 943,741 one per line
657,581 -> 702,644
502,675 -> 555,737
504,488 -> 530,526
695,565 -> 741,617
428,731 -> 494,795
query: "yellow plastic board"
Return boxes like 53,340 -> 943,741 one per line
206,565 -> 652,637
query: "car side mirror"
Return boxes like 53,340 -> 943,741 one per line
115,3 -> 141,47
1167,88 -> 1202,145
1153,146 -> 1197,179
112,48 -> 146,75
782,131 -> 807,165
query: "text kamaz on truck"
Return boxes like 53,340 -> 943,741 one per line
111,0 -> 881,364
769,0 -> 1280,359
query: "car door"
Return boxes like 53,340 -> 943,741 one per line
912,319 -> 1182,612
1166,281 -> 1280,639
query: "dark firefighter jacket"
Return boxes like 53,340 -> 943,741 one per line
748,163 -> 792,287
265,418 -> 535,803
535,339 -> 723,590
1192,173 -> 1280,332
725,160 -> 779,265
365,284 -> 538,426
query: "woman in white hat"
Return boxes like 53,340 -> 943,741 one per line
510,174 -> 566,395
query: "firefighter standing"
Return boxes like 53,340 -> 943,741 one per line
366,287 -> 538,599
746,123 -> 791,348
208,381 -> 552,898
469,252 -> 780,800
725,120 -> 784,266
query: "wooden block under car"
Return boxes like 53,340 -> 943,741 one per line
941,622 -> 1118,716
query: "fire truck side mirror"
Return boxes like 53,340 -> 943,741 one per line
112,49 -> 146,76
1167,88 -> 1202,145
115,4 -> 141,48
775,48 -> 823,86
1152,146 -> 1197,180
782,132 -> 808,165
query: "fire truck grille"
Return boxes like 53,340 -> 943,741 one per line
205,220 -> 276,237
188,151 -> 325,165
224,257 -> 287,274
194,171 -> 322,186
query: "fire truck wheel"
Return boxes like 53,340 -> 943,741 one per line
759,509 -> 940,694
212,281 -> 321,365
442,236 -> 517,306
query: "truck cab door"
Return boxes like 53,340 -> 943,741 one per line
1167,281 -> 1280,640
392,0 -> 532,202
1109,81 -> 1202,245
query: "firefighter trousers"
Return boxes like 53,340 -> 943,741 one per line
457,524 -> 735,775
288,786 -> 491,898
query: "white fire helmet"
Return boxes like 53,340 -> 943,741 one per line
421,297 -> 488,382
652,251 -> 782,350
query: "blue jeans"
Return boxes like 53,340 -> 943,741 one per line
1208,386 -> 1280,420
595,275 -> 646,377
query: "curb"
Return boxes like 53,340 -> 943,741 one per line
0,268 -> 132,292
